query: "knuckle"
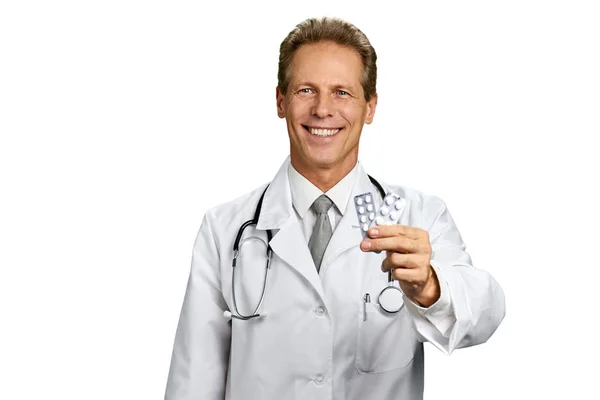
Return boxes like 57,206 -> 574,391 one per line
409,240 -> 418,254
424,244 -> 432,255
398,237 -> 409,251
420,241 -> 432,255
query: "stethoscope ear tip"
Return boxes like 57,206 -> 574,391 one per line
223,310 -> 266,320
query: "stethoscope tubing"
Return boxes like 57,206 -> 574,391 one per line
227,175 -> 398,320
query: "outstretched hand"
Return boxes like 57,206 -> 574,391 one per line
360,225 -> 440,308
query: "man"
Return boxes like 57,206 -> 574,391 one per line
165,17 -> 505,400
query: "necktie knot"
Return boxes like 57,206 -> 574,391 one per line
312,195 -> 334,215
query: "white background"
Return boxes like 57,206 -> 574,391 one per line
1,0 -> 599,399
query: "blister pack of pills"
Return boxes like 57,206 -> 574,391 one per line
354,192 -> 407,238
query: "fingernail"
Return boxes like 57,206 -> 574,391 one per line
369,228 -> 379,236
362,241 -> 371,250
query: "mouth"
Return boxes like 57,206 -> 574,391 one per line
302,125 -> 343,137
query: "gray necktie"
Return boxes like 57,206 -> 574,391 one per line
308,195 -> 334,272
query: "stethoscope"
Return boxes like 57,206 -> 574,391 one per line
223,175 -> 404,321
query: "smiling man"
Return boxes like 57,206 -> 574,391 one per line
276,38 -> 377,192
164,17 -> 505,400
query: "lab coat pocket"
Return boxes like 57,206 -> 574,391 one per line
355,301 -> 416,374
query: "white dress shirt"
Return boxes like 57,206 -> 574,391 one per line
288,161 -> 359,242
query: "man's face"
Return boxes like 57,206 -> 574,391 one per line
276,41 -> 377,173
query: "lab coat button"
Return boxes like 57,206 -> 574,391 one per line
315,306 -> 325,316
314,374 -> 324,385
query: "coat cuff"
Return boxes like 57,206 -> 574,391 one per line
405,259 -> 455,337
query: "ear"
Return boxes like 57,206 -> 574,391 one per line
364,92 -> 378,124
276,86 -> 286,119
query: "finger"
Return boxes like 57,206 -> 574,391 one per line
381,253 -> 420,271
368,225 -> 426,240
390,266 -> 429,285
361,236 -> 420,253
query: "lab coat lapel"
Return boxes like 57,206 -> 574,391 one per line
319,166 -> 380,274
256,157 -> 325,301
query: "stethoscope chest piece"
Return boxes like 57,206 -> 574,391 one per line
378,282 -> 404,313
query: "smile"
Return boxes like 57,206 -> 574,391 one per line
302,125 -> 342,137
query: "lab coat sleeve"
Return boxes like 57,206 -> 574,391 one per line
404,196 -> 506,355
164,212 -> 231,400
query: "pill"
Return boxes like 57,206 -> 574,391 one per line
394,200 -> 403,210
354,192 -> 376,240
380,206 -> 389,215
376,217 -> 384,225
385,196 -> 394,206
390,211 -> 398,220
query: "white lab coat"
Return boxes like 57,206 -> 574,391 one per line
164,157 -> 505,400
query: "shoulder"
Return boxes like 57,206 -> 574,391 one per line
193,182 -> 270,251
203,182 -> 270,225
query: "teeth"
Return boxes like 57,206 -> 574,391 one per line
308,127 -> 340,136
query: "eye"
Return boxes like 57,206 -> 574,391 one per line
298,88 -> 313,94
337,90 -> 349,96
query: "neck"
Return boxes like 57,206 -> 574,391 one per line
290,154 -> 357,193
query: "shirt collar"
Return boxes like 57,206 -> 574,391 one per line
288,161 -> 360,219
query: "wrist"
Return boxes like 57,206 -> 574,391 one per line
411,266 -> 440,308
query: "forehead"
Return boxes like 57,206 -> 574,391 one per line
289,41 -> 363,87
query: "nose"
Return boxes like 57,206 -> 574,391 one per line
311,93 -> 334,118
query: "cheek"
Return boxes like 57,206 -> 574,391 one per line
287,101 -> 309,122
340,107 -> 363,126
339,101 -> 369,123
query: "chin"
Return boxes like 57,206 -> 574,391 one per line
305,153 -> 341,168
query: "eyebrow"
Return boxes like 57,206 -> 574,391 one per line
293,81 -> 358,91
